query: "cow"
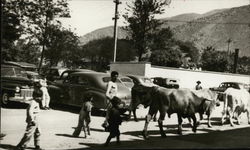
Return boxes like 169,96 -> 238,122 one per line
140,86 -> 220,139
221,87 -> 250,126
129,84 -> 162,122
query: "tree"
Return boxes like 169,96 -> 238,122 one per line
150,46 -> 182,68
2,0 -> 25,61
22,0 -> 70,71
123,0 -> 171,61
201,46 -> 228,72
82,37 -> 137,71
43,25 -> 81,68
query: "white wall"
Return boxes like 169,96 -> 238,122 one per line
111,62 -> 250,89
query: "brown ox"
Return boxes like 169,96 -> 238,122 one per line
141,86 -> 219,139
129,84 -> 164,121
221,87 -> 250,126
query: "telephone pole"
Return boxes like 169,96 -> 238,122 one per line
113,0 -> 121,62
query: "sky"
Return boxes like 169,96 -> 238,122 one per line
59,0 -> 250,36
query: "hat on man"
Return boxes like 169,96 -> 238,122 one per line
196,81 -> 201,84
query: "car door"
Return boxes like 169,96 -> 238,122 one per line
69,75 -> 91,106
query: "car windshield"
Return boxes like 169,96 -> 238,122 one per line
141,77 -> 153,84
1,67 -> 27,78
102,77 -> 121,83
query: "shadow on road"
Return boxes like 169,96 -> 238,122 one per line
70,126 -> 250,149
1,101 -> 28,109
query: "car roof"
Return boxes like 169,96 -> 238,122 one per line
221,82 -> 245,85
2,61 -> 37,68
1,64 -> 23,69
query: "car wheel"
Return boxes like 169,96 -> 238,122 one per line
1,93 -> 9,107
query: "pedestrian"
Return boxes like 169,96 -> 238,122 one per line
72,93 -> 93,138
39,75 -> 50,110
102,71 -> 120,130
104,96 -> 123,146
16,82 -> 43,150
195,80 -> 203,90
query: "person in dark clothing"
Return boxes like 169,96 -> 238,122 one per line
104,96 -> 123,146
195,81 -> 203,90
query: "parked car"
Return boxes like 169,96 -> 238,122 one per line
152,77 -> 180,89
126,74 -> 155,87
53,69 -> 96,84
2,61 -> 38,72
1,64 -> 34,106
42,67 -> 68,82
47,72 -> 131,110
118,76 -> 134,90
210,81 -> 250,101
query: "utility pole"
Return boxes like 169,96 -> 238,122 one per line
227,38 -> 232,55
226,38 -> 232,72
113,0 -> 121,63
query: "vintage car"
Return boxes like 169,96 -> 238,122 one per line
152,77 -> 180,89
1,64 -> 34,106
53,69 -> 96,84
118,76 -> 134,90
48,72 -> 131,110
210,81 -> 250,100
126,74 -> 155,87
42,67 -> 68,82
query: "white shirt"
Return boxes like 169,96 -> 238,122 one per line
105,81 -> 118,99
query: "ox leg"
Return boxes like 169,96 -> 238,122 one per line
153,111 -> 158,122
198,113 -> 203,125
133,109 -> 138,122
158,112 -> 166,138
228,108 -> 235,127
177,114 -> 183,135
207,113 -> 212,128
191,114 -> 197,133
142,114 -> 152,139
246,109 -> 250,124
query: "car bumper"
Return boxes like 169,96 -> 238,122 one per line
9,89 -> 34,103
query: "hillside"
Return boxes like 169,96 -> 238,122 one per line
79,5 -> 250,57
79,26 -> 128,45
173,5 -> 250,57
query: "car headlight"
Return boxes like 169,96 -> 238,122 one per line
16,86 -> 20,92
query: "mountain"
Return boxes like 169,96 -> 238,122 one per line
173,5 -> 250,57
79,26 -> 128,45
161,13 -> 202,28
79,5 -> 250,57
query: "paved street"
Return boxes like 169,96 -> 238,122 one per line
1,102 -> 250,150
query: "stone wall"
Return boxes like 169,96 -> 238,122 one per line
110,62 -> 250,89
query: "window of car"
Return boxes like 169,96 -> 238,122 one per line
77,76 -> 89,86
102,77 -> 122,83
1,67 -> 27,78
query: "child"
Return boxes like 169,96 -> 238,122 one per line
104,96 -> 123,146
72,93 -> 93,138
39,75 -> 50,110
16,82 -> 43,150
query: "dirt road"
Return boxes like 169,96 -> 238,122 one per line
1,102 -> 250,149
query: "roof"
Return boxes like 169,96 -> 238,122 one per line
2,61 -> 36,68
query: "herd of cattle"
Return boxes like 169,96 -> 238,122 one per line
128,85 -> 250,139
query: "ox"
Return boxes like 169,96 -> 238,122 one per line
141,86 -> 219,139
221,87 -> 250,126
129,84 -> 166,121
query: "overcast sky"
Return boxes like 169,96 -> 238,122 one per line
59,0 -> 249,36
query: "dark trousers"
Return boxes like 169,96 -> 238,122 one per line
105,124 -> 120,145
